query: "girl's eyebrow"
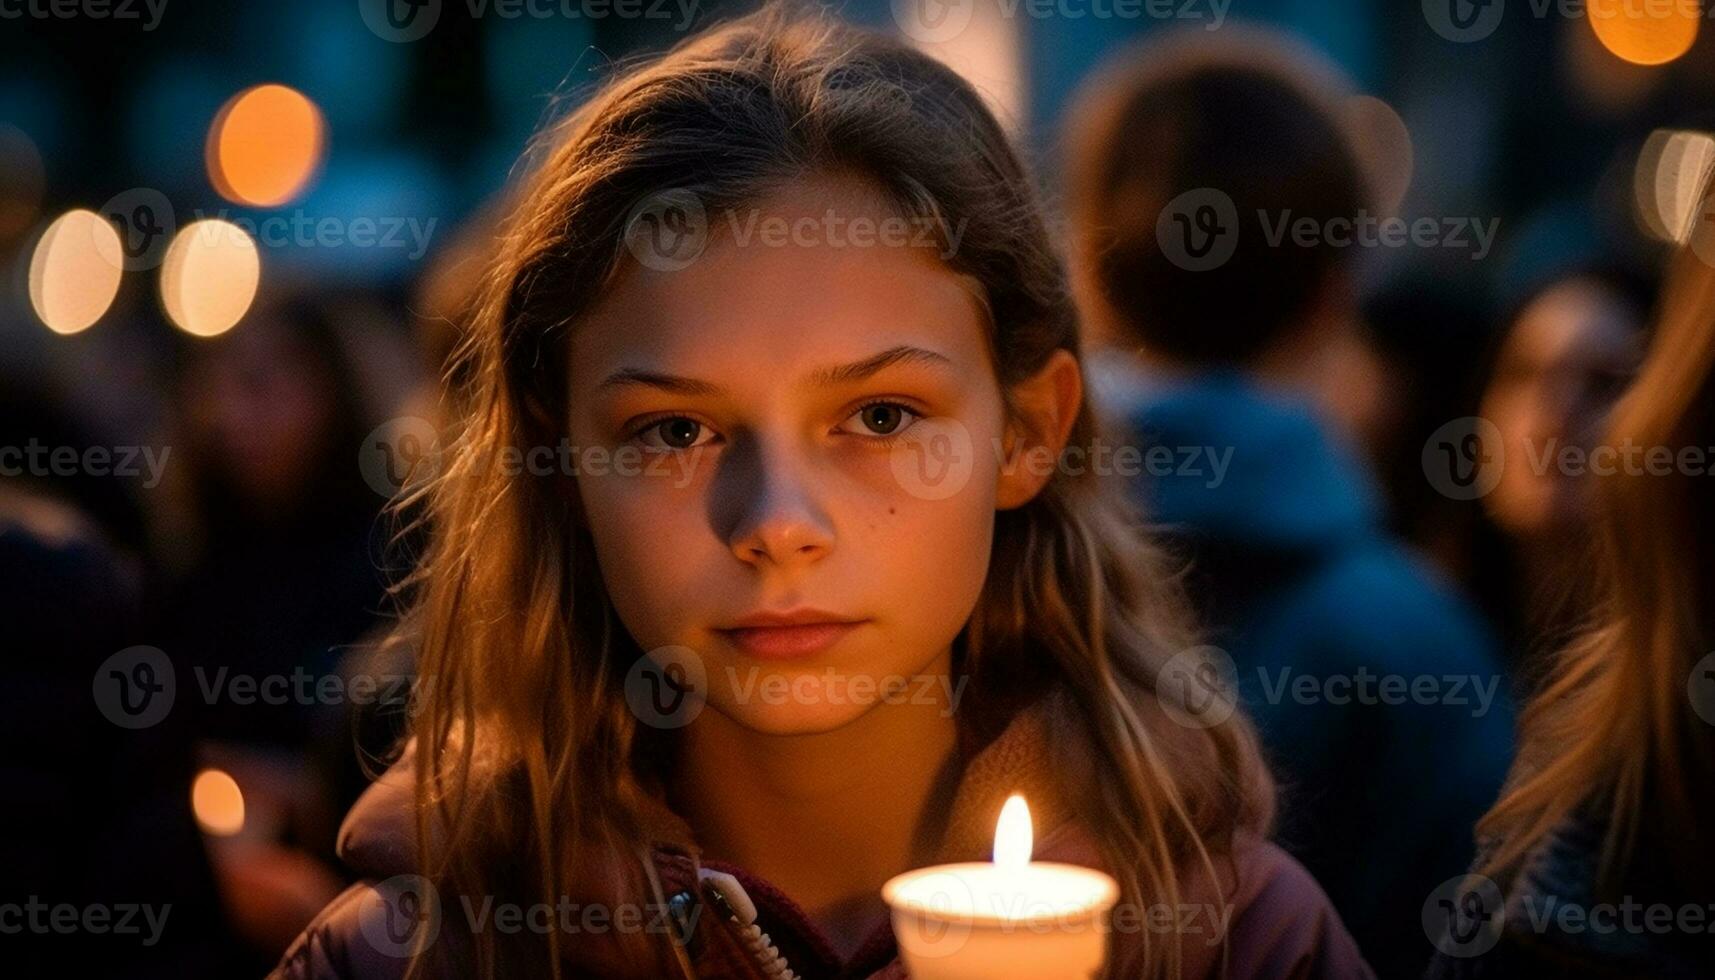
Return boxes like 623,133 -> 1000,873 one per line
808,345 -> 952,385
598,345 -> 953,395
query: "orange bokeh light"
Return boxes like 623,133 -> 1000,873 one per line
191,768 -> 246,836
206,83 -> 326,207
1588,0 -> 1699,66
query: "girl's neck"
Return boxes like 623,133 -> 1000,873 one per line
669,652 -> 963,959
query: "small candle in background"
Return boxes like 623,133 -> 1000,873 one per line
192,767 -> 246,837
881,793 -> 1120,980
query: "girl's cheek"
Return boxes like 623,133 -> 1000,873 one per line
849,416 -> 1002,509
581,445 -> 717,498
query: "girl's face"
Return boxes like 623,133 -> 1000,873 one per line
568,176 -> 1058,735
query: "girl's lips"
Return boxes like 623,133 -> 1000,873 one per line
717,621 -> 864,660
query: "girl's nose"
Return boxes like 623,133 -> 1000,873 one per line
722,441 -> 835,569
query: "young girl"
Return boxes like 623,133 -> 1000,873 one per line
273,9 -> 1366,978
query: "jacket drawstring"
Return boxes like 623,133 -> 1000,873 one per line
699,869 -> 801,980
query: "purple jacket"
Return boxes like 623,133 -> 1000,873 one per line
271,694 -> 1374,979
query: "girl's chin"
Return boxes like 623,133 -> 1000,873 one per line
701,697 -> 888,737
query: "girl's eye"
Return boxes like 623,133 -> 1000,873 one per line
838,402 -> 920,437
637,417 -> 714,450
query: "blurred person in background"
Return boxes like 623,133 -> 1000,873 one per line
158,293 -> 388,744
1357,278 -> 1497,574
0,377 -> 155,557
1427,176 -> 1715,980
152,293 -> 393,956
1467,266 -> 1654,664
1064,29 -> 1514,976
0,480 -> 243,975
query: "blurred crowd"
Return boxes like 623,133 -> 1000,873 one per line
3,1 -> 1713,977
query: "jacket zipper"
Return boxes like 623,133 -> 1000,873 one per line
699,869 -> 801,980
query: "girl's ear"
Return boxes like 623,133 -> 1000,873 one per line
996,349 -> 1083,510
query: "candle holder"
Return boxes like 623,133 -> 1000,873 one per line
881,795 -> 1120,980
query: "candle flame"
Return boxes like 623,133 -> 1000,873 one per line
992,793 -> 1032,870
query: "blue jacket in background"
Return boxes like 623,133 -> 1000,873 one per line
1116,372 -> 1516,977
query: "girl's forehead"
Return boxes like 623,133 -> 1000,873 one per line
569,181 -> 991,387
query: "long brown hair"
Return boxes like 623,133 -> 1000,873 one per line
397,7 -> 1272,976
1477,183 -> 1715,895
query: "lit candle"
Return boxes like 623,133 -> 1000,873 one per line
881,794 -> 1120,979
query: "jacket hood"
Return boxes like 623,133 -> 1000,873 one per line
1122,372 -> 1379,555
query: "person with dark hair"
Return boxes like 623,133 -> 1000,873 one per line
1066,29 -> 1514,977
1357,277 -> 1497,571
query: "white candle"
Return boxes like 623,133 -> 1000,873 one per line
881,794 -> 1120,980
